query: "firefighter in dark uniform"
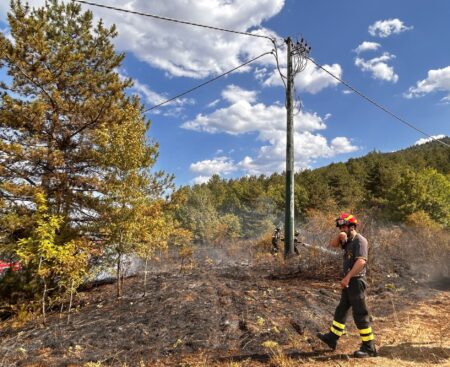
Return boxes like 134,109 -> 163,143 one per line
317,213 -> 377,358
271,226 -> 282,255
294,229 -> 302,255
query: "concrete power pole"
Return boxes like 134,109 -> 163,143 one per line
284,37 -> 295,257
284,37 -> 310,258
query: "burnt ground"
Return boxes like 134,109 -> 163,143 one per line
0,251 -> 449,367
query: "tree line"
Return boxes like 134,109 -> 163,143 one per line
176,138 -> 450,241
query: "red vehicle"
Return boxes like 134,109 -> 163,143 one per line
0,260 -> 21,275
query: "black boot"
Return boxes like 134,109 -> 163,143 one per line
353,341 -> 377,358
316,332 -> 338,350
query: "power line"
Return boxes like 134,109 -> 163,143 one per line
144,51 -> 273,112
72,0 -> 274,41
74,1 -> 448,148
306,56 -> 450,148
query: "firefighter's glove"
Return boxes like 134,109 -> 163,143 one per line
338,232 -> 347,243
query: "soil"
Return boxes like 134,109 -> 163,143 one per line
0,252 -> 449,367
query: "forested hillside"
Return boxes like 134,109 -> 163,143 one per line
175,137 -> 450,241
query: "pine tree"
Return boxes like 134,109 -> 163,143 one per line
0,0 -> 170,246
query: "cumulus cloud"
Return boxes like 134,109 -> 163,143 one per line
235,132 -> 358,176
1,0 -> 283,79
89,0 -> 282,79
354,41 -> 381,54
414,135 -> 446,146
189,156 -> 239,184
190,175 -> 211,185
181,85 -> 326,134
190,156 -> 237,176
404,66 -> 450,100
184,85 -> 359,178
368,18 -> 413,38
1,1 -> 344,99
355,52 -> 398,83
222,84 -> 258,104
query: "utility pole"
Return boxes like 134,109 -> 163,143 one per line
284,37 -> 310,258
284,37 -> 295,257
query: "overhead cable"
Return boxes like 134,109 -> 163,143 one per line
144,51 -> 273,112
72,0 -> 274,41
306,56 -> 450,148
72,1 -> 448,147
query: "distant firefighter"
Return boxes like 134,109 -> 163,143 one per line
271,226 -> 282,255
294,229 -> 302,255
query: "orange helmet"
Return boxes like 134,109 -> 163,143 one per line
336,213 -> 358,227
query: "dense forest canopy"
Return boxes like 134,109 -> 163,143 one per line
175,137 -> 450,241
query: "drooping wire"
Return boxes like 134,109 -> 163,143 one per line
72,1 -> 448,147
306,56 -> 450,148
72,0 -> 274,42
143,51 -> 273,112
288,38 -> 309,114
271,39 -> 287,89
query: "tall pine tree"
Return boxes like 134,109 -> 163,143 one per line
0,1 -> 172,257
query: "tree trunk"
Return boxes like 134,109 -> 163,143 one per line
67,279 -> 74,324
42,280 -> 47,326
116,252 -> 122,298
59,293 -> 64,321
143,258 -> 148,297
180,257 -> 184,273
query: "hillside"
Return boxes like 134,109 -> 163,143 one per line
174,137 -> 450,244
1,239 -> 449,366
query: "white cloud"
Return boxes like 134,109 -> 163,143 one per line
184,85 -> 359,177
236,132 -> 358,176
414,135 -> 446,146
355,52 -> 398,83
1,1 -> 343,99
222,84 -> 258,104
263,56 -> 342,94
207,99 -> 220,108
128,78 -> 170,106
404,66 -> 450,100
368,18 -> 413,38
441,96 -> 450,104
190,156 -> 237,176
1,0 -> 283,79
254,67 -> 269,82
181,85 -> 326,135
330,137 -> 358,153
88,0 -> 283,79
190,175 -> 211,185
354,41 -> 381,54
121,75 -> 194,116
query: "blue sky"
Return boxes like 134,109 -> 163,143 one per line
1,0 -> 449,186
